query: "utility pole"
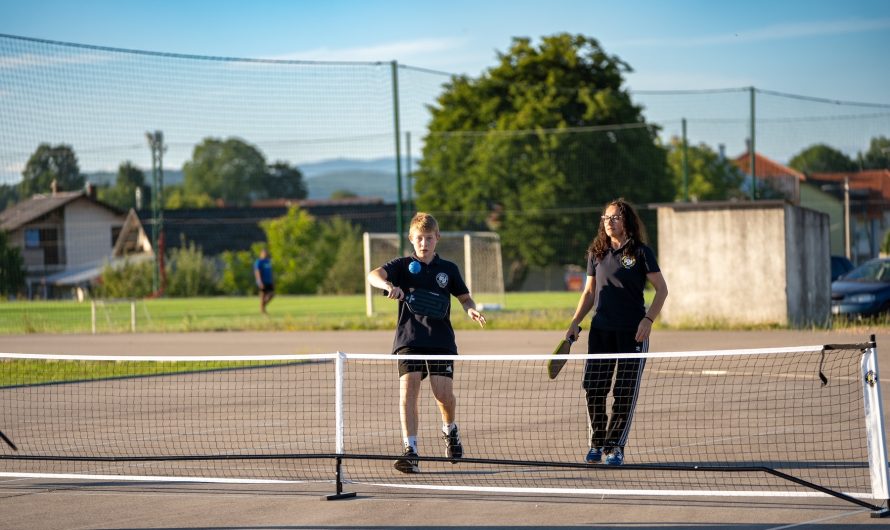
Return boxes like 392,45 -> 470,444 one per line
146,131 -> 166,294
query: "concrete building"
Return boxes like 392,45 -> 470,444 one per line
655,201 -> 830,328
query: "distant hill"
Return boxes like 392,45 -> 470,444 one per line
85,158 -> 406,201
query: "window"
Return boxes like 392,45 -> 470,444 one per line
25,228 -> 40,248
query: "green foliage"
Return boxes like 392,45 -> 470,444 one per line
97,259 -> 154,299
318,217 -> 365,294
261,206 -> 322,293
183,137 -> 267,206
0,230 -> 26,297
256,161 -> 308,200
96,161 -> 146,210
788,144 -> 857,174
218,249 -> 259,295
164,185 -> 215,209
860,136 -> 890,170
260,206 -> 365,295
0,183 -> 19,211
165,240 -> 219,297
882,229 -> 890,256
414,33 -> 671,287
667,137 -> 746,201
20,144 -> 84,197
329,189 -> 358,199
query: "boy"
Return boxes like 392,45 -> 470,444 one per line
367,212 -> 486,473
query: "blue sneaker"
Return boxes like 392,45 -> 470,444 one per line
585,447 -> 602,464
604,447 -> 624,466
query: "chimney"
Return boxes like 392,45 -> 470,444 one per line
718,144 -> 726,162
50,179 -> 58,195
85,182 -> 96,199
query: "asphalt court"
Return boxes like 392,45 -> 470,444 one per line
1,328 -> 889,528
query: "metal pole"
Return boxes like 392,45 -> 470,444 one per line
406,131 -> 413,216
146,132 -> 159,293
749,87 -> 757,200
391,61 -> 404,255
844,176 -> 852,260
681,118 -> 689,202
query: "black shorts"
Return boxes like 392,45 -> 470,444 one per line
395,347 -> 454,379
260,283 -> 275,293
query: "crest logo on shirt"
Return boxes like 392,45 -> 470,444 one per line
436,272 -> 449,288
620,255 -> 636,269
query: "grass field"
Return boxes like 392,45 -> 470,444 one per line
2,291 -> 885,335
0,292 -> 584,334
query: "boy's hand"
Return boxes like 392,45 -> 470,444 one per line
468,308 -> 486,327
385,284 -> 404,300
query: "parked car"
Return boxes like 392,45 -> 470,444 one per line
831,258 -> 890,318
830,255 -> 854,282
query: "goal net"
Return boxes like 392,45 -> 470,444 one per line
363,231 -> 506,316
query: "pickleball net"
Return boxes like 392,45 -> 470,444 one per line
1,340 -> 887,514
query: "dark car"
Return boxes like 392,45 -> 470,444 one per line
831,255 -> 854,282
831,258 -> 890,318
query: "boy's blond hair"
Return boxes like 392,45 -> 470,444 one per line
408,212 -> 440,236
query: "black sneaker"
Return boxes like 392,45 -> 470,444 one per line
443,424 -> 463,462
393,447 -> 420,473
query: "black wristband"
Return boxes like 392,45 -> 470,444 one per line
643,316 -> 654,323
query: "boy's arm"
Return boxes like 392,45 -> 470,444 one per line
367,267 -> 404,300
253,264 -> 263,287
456,293 -> 486,327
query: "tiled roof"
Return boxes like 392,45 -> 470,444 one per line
808,170 -> 890,202
732,151 -> 807,181
0,191 -> 83,231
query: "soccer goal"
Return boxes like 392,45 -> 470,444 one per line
363,231 -> 506,316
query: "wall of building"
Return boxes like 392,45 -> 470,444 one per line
64,199 -> 125,268
657,201 -> 830,328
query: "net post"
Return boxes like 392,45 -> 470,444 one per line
91,300 -> 96,334
862,335 -> 890,517
363,232 -> 373,317
130,301 -> 136,332
324,351 -> 355,500
464,233 -> 473,294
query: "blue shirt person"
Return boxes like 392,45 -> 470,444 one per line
253,249 -> 275,314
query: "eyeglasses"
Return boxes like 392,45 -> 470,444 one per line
601,215 -> 623,222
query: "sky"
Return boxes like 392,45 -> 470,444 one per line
1,0 -> 888,103
0,0 -> 889,183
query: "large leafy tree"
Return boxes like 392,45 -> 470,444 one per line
860,136 -> 890,170
414,34 -> 671,287
788,144 -> 857,174
667,138 -> 746,201
256,161 -> 308,200
20,144 -> 84,197
98,161 -> 146,209
183,137 -> 267,206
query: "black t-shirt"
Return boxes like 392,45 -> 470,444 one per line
382,254 -> 470,354
586,242 -> 660,332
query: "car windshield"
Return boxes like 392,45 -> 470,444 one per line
843,261 -> 890,282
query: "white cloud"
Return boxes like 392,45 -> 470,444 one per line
614,17 -> 890,48
267,37 -> 469,64
0,51 -> 110,70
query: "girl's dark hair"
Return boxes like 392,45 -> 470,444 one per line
587,198 -> 647,261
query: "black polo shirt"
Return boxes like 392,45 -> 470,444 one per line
382,254 -> 469,354
587,242 -> 660,332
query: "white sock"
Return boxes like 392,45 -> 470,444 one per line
443,422 -> 455,434
404,436 -> 417,451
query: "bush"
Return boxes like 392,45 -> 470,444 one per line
218,249 -> 259,295
165,241 -> 219,297
97,258 -> 154,299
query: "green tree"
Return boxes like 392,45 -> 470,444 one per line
164,185 -> 215,209
256,162 -> 308,200
414,34 -> 671,288
860,136 -> 890,170
0,183 -> 19,211
97,161 -> 146,209
788,144 -> 857,174
183,137 -> 267,206
0,230 -> 26,297
317,217 -> 365,294
330,190 -> 358,200
667,137 -> 746,201
260,206 -> 323,294
20,144 -> 84,197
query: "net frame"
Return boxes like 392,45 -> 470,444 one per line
0,343 -> 887,514
363,231 -> 506,316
